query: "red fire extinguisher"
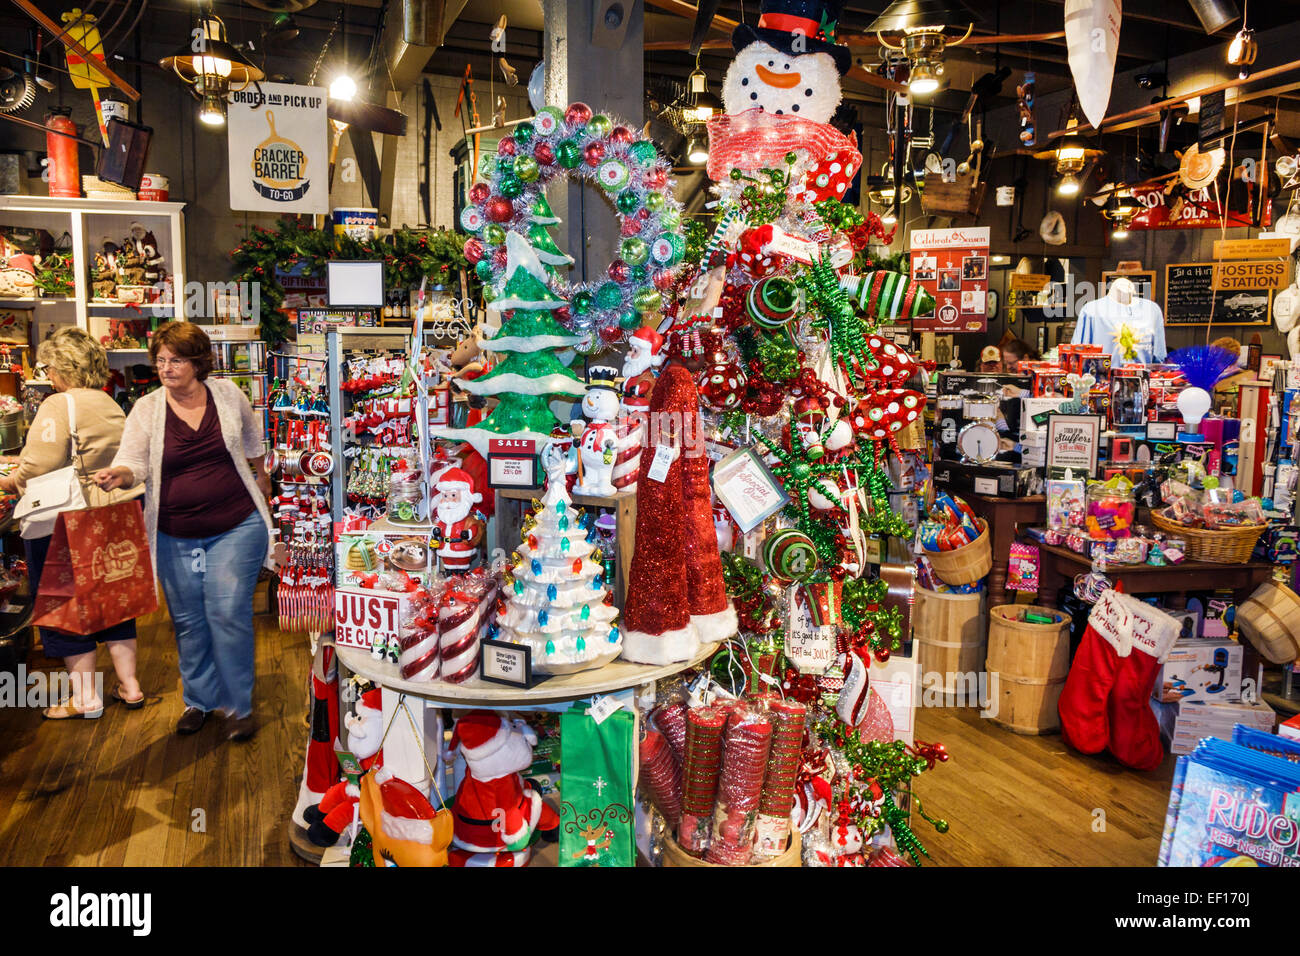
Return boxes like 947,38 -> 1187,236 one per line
46,107 -> 81,199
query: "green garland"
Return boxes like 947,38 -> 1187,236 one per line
229,218 -> 477,344
34,253 -> 75,298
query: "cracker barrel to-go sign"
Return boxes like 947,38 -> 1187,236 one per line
250,111 -> 312,202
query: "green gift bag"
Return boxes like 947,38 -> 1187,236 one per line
559,703 -> 635,867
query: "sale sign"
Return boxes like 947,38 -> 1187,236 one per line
909,226 -> 991,332
334,587 -> 411,652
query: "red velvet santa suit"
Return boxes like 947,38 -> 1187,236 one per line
619,361 -> 737,664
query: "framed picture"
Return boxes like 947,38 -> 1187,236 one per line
1046,413 -> 1103,479
1147,420 -> 1178,441
938,268 -> 961,292
1101,269 -> 1156,301
479,639 -> 539,688
487,437 -> 540,489
1260,353 -> 1285,381
962,255 -> 988,281
711,446 -> 790,533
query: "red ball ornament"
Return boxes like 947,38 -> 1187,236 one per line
533,142 -> 555,166
608,259 -> 630,283
485,197 -> 515,222
555,305 -> 572,322
463,237 -> 485,264
620,217 -> 643,236
609,125 -> 634,144
469,182 -> 490,204
565,102 -> 593,126
599,325 -> 624,345
637,208 -> 650,220
584,142 -> 606,167
491,247 -> 508,269
645,167 -> 667,189
873,647 -> 891,663
497,137 -> 517,156
697,361 -> 747,412
652,269 -> 676,291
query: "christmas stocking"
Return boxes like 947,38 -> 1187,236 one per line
1058,589 -> 1131,754
292,642 -> 339,828
1106,597 -> 1180,771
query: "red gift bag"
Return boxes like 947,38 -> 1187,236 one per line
33,500 -> 157,635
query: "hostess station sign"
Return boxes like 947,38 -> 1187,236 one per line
228,82 -> 328,213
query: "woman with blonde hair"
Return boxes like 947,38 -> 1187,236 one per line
0,327 -> 144,718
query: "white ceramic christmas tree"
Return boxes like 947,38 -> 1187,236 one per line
492,443 -> 621,674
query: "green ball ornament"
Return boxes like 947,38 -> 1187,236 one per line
784,151 -> 798,165
588,114 -> 613,138
513,122 -> 535,144
572,290 -> 594,314
481,284 -> 497,304
618,310 -> 641,330
594,281 -> 622,311
483,223 -> 507,246
743,185 -> 758,202
513,155 -> 540,182
477,153 -> 498,179
615,189 -> 641,215
644,191 -> 665,213
475,259 -> 494,280
631,265 -> 648,281
498,175 -> 524,199
628,140 -> 657,167
620,237 -> 649,265
557,139 -> 582,169
660,208 -> 681,231
633,287 -> 662,313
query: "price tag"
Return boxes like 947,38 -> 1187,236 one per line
588,695 -> 624,725
742,528 -> 763,561
646,444 -> 677,483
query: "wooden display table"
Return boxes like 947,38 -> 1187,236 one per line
1034,542 -> 1274,606
952,494 -> 1046,608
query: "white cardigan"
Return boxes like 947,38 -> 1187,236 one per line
112,378 -> 272,565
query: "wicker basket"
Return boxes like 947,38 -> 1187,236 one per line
923,519 -> 992,585
1148,511 -> 1267,564
1236,579 -> 1300,664
660,828 -> 801,867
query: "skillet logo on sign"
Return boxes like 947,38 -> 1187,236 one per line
250,110 -> 311,202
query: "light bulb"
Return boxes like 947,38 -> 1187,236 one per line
199,55 -> 232,78
687,137 -> 708,165
1112,227 -> 1129,240
329,74 -> 357,101
198,93 -> 226,127
1057,173 -> 1081,196
909,75 -> 940,95
1177,386 -> 1212,430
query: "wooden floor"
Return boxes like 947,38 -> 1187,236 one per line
0,611 -> 1175,867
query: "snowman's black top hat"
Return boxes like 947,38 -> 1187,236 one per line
731,0 -> 852,76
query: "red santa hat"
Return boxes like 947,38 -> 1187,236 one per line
628,326 -> 665,359
448,710 -> 513,763
357,687 -> 383,717
372,767 -> 437,845
434,466 -> 482,504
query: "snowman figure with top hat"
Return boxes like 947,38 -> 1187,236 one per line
721,0 -> 850,124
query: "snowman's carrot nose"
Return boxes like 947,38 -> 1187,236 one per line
756,64 -> 802,88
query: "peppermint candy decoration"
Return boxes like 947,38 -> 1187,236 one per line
460,206 -> 485,233
597,158 -> 631,191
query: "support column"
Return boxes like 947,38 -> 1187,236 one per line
541,0 -> 645,285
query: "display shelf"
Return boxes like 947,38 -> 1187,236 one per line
336,640 -> 718,706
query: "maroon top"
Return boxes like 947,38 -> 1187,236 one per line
158,386 -> 256,538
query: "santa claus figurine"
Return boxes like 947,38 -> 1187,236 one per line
447,711 -> 559,867
613,327 -> 665,493
303,688 -> 384,847
430,466 -> 486,573
572,365 -> 622,498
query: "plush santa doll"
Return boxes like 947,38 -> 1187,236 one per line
430,466 -> 486,572
613,326 -> 666,493
359,765 -> 453,867
303,688 -> 384,847
447,711 -> 559,867
572,366 -> 622,498
619,323 -> 737,664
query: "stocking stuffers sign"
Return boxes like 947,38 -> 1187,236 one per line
228,83 -> 329,214
909,226 -> 991,333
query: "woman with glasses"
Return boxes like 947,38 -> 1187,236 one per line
0,329 -> 144,718
94,321 -> 275,740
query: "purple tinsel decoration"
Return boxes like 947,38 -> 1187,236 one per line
1165,345 -> 1239,391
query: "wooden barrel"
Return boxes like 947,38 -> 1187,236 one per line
924,519 -> 992,586
660,829 -> 801,867
986,604 -> 1071,734
1237,580 -> 1300,664
914,588 -> 987,705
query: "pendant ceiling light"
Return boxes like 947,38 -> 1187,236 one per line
159,13 -> 264,128
1033,114 -> 1105,197
869,0 -> 980,97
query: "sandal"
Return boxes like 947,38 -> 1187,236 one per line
113,688 -> 146,709
43,699 -> 104,720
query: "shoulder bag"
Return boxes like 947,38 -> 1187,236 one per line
13,392 -> 88,540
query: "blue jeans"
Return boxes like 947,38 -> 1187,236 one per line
155,511 -> 268,718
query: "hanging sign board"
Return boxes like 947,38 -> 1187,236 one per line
1165,263 -> 1273,325
228,82 -> 329,214
1129,182 -> 1270,231
909,226 -> 990,333
1212,238 -> 1293,260
1211,260 -> 1289,292
334,587 -> 412,651
1198,90 -> 1226,148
